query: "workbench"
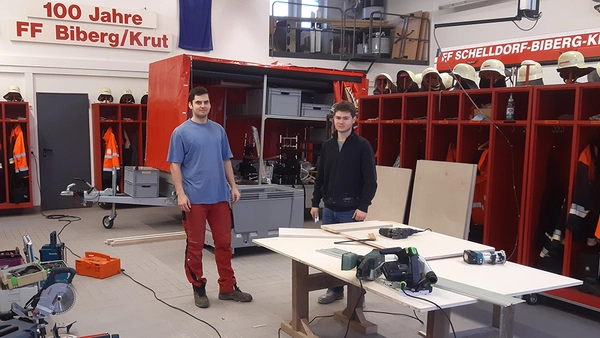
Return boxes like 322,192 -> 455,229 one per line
254,222 -> 581,338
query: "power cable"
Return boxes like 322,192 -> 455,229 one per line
120,269 -> 223,338
30,151 -> 82,259
401,287 -> 457,338
433,27 -> 521,261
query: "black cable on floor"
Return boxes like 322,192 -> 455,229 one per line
120,269 -> 222,338
343,279 -> 365,338
31,151 -> 83,259
401,287 -> 457,338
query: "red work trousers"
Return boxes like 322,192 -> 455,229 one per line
183,202 -> 236,293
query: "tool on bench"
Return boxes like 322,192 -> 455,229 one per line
379,227 -> 423,239
463,249 -> 507,265
341,246 -> 437,293
334,233 -> 376,244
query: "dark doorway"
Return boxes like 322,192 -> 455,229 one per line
36,93 -> 91,210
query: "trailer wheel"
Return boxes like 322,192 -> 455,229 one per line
523,293 -> 538,305
102,215 -> 114,229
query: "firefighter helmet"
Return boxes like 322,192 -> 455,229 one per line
557,51 -> 594,82
517,60 -> 544,86
98,87 -> 114,103
3,85 -> 23,102
120,89 -> 135,104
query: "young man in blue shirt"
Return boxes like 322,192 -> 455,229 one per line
168,86 -> 252,308
311,100 -> 378,304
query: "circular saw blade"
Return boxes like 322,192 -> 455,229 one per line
51,284 -> 76,314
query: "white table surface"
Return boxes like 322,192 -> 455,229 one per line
428,257 -> 582,297
254,236 -> 477,312
338,222 -> 495,260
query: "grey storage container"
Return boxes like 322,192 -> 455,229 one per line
124,166 -> 159,185
204,185 -> 304,250
301,103 -> 331,118
246,88 -> 301,116
124,166 -> 159,197
124,181 -> 159,198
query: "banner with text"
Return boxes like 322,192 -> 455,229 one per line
435,28 -> 600,71
10,1 -> 171,52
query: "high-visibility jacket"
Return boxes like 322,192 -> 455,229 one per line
103,127 -> 120,172
9,124 -> 29,178
567,144 -> 600,240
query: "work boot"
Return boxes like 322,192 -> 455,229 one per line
318,290 -> 344,304
218,284 -> 253,302
193,284 -> 210,308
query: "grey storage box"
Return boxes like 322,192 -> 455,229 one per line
124,166 -> 159,198
301,103 -> 330,118
246,88 -> 301,116
124,181 -> 159,198
204,185 -> 304,250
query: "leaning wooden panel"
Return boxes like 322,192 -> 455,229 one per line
409,160 -> 476,239
366,166 -> 412,222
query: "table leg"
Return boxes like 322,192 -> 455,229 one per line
281,260 -> 319,338
492,305 -> 515,338
333,283 -> 378,335
419,309 -> 451,338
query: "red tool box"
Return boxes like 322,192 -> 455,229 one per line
75,252 -> 121,279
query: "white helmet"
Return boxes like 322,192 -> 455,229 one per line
479,59 -> 506,79
98,87 -> 114,103
421,67 -> 443,91
588,62 -> 600,83
3,84 -> 23,102
517,60 -> 543,83
452,63 -> 478,83
414,73 -> 423,89
440,73 -> 454,90
373,73 -> 397,95
557,51 -> 594,82
396,70 -> 419,92
120,88 -> 135,104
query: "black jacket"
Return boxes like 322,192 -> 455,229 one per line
311,131 -> 377,212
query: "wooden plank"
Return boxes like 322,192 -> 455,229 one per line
401,11 -> 423,61
366,166 -> 412,223
408,160 -> 477,239
416,12 -> 430,61
321,220 -> 392,234
105,231 -> 186,246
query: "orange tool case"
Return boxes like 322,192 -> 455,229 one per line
75,252 -> 121,279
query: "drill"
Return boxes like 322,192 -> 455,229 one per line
463,249 -> 507,265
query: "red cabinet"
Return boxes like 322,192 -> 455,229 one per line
0,102 -> 33,209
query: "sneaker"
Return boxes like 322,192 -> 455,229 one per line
218,284 -> 253,302
318,290 -> 344,304
193,285 -> 210,308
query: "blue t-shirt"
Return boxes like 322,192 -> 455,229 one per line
167,119 -> 233,204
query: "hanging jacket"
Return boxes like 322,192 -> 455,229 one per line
102,127 -> 120,172
9,124 -> 29,178
567,143 -> 600,241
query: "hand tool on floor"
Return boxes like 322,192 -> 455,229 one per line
334,233 -> 376,244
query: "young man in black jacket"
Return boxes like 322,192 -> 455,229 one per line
310,100 -> 377,304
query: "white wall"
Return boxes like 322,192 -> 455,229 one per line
1,0 -> 599,206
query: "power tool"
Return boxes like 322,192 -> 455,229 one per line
341,246 -> 437,293
379,227 -> 423,239
39,232 -> 65,263
463,249 -> 507,265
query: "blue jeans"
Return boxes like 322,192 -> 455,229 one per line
323,207 -> 357,294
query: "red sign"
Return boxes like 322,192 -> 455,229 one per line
435,29 -> 600,71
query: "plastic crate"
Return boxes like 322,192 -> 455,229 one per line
75,252 -> 121,279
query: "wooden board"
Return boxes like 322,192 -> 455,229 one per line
401,11 -> 423,60
321,220 -> 393,234
416,11 -> 430,61
366,166 -> 412,223
278,228 -> 343,239
338,223 -> 494,260
408,160 -> 477,239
